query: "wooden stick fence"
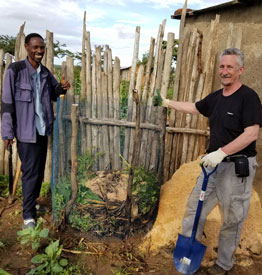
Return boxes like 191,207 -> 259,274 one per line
0,8 -> 242,185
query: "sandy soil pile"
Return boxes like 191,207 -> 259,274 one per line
140,157 -> 262,266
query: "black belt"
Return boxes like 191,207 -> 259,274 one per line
222,154 -> 250,162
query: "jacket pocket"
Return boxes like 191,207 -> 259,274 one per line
15,83 -> 32,102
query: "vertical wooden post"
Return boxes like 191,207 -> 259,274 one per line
198,15 -> 220,154
44,30 -> 54,183
101,72 -> 110,169
128,64 -> 144,162
156,32 -> 174,181
144,20 -> 166,171
81,11 -> 87,100
65,104 -> 79,220
86,31 -> 92,151
126,89 -> 141,229
107,46 -> 115,169
139,37 -> 155,167
66,56 -> 75,99
15,22 -> 26,62
45,30 -> 54,73
180,29 -> 200,165
113,57 -> 121,169
123,26 -> 140,165
91,53 -> 98,170
164,0 -> 187,182
95,46 -> 103,169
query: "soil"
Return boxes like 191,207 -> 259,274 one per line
0,196 -> 262,275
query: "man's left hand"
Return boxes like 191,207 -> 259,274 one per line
60,74 -> 70,90
200,148 -> 227,167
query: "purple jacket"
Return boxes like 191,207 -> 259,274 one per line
1,58 -> 66,143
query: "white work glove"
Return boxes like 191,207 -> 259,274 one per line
153,89 -> 170,108
162,98 -> 170,108
200,148 -> 228,167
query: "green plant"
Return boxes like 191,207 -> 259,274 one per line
40,182 -> 51,197
120,80 -> 129,120
112,267 -> 131,275
76,184 -> 102,204
73,65 -> 81,96
0,268 -> 13,275
69,211 -> 103,233
17,217 -> 50,251
132,167 -> 159,216
27,240 -> 68,275
77,147 -> 103,181
0,175 -> 8,197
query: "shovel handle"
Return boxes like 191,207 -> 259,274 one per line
191,164 -> 217,239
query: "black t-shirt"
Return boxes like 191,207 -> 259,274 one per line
195,85 -> 262,156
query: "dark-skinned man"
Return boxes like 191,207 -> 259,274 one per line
154,48 -> 262,275
1,33 -> 70,229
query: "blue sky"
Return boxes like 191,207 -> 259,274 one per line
0,0 -> 229,66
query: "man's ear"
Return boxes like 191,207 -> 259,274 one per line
239,66 -> 245,75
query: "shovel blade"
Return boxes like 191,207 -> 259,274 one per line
173,234 -> 206,274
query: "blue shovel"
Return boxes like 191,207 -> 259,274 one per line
173,164 -> 217,274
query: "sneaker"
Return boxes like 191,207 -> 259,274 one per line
207,264 -> 228,275
23,218 -> 36,229
36,204 -> 48,214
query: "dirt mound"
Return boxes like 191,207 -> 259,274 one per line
140,157 -> 262,266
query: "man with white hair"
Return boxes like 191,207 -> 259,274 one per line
154,48 -> 262,274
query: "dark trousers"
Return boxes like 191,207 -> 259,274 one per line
17,133 -> 48,220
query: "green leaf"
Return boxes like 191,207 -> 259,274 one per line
0,267 -> 12,275
32,242 -> 40,251
45,240 -> 59,258
59,258 -> 68,267
31,254 -> 46,264
51,263 -> 63,273
20,239 -> 29,245
39,228 -> 49,238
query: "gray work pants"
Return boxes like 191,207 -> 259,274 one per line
181,157 -> 257,271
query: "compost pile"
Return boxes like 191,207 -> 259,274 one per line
140,157 -> 262,267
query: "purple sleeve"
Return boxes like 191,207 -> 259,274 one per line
1,69 -> 15,140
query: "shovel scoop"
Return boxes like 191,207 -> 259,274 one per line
173,165 -> 217,274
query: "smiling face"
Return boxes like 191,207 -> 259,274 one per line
25,37 -> 45,69
219,54 -> 244,87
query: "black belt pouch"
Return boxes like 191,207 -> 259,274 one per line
234,156 -> 249,177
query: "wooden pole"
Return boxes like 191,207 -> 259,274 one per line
86,31 -> 92,151
66,56 -> 75,98
65,104 -> 79,220
139,37 -> 155,167
101,72 -> 110,169
128,64 -> 144,162
198,15 -> 220,154
126,89 -> 141,230
58,96 -> 65,176
180,30 -> 200,164
107,46 -> 115,169
164,0 -> 187,182
95,46 -> 103,170
14,22 -> 26,62
91,53 -> 98,170
123,26 -> 140,165
113,57 -> 121,169
144,20 -> 166,171
81,11 -> 87,100
156,32 -> 174,182
44,30 -> 54,183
